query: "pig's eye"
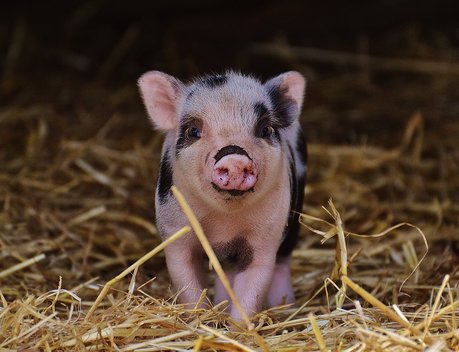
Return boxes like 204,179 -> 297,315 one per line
254,118 -> 279,141
261,126 -> 275,139
185,126 -> 202,139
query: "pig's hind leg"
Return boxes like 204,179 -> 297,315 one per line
267,258 -> 295,307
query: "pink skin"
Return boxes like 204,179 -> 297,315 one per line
230,258 -> 276,320
214,261 -> 295,312
211,154 -> 258,191
214,273 -> 234,304
138,70 -> 306,322
267,261 -> 295,307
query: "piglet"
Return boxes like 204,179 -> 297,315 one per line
138,71 -> 307,320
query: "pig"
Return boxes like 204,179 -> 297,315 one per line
138,70 -> 307,320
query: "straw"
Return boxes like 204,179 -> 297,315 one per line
85,225 -> 191,320
1,61 -> 458,350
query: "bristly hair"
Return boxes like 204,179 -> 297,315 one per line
185,70 -> 261,100
157,148 -> 173,204
267,84 -> 298,129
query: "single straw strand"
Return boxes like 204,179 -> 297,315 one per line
192,335 -> 204,352
0,253 -> 46,279
342,276 -> 423,337
423,274 -> 450,338
309,313 -> 329,352
199,324 -> 256,352
171,186 -> 251,328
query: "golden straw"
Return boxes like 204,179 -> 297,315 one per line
309,312 -> 329,352
85,225 -> 191,320
0,253 -> 46,280
199,324 -> 256,352
342,275 -> 422,336
423,274 -> 449,340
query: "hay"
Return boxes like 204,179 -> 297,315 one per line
1,104 -> 458,350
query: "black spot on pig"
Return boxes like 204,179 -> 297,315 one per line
157,149 -> 173,204
253,112 -> 282,145
253,102 -> 269,119
200,74 -> 228,88
214,237 -> 254,272
296,128 -> 308,165
176,117 -> 203,156
267,85 -> 298,129
214,145 -> 251,163
186,88 -> 195,100
175,129 -> 191,156
253,101 -> 282,144
277,144 -> 305,260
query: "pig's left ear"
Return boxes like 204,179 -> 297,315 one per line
264,71 -> 306,124
138,71 -> 184,131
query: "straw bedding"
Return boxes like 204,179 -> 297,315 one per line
1,23 -> 459,351
1,97 -> 458,350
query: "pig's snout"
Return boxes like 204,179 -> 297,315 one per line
211,154 -> 258,193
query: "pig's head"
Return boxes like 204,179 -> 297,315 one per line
138,71 -> 305,209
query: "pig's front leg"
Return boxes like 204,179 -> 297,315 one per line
230,255 -> 276,320
267,258 -> 295,307
214,272 -> 235,305
164,243 -> 206,308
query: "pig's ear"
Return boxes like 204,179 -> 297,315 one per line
138,71 -> 184,131
264,71 -> 306,124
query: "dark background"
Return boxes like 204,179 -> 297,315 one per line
1,0 -> 459,145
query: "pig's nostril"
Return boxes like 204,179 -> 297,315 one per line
243,168 -> 254,177
217,167 -> 229,177
215,167 -> 230,184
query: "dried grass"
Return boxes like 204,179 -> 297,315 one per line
1,92 -> 458,351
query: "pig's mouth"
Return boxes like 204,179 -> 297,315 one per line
211,182 -> 255,197
210,145 -> 258,197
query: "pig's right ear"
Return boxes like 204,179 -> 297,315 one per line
264,71 -> 306,126
138,71 -> 184,131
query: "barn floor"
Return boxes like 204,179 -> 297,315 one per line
1,4 -> 459,350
